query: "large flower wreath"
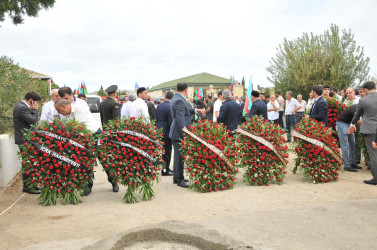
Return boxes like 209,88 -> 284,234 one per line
293,118 -> 342,183
18,120 -> 97,205
327,97 -> 348,130
236,116 -> 288,186
180,120 -> 239,192
97,117 -> 164,203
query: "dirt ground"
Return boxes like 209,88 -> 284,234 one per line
1,151 -> 377,250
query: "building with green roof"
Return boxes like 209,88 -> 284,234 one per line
148,72 -> 244,99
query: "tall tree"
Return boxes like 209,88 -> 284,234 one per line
97,85 -> 106,96
0,0 -> 55,25
266,24 -> 370,99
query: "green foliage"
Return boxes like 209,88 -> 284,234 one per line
0,55 -> 49,134
97,85 -> 106,96
267,24 -> 370,100
0,0 -> 55,25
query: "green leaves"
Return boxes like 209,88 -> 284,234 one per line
267,24 -> 370,100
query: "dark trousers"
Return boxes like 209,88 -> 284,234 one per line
278,111 -> 284,128
365,134 -> 377,182
270,119 -> 279,126
172,140 -> 184,182
355,130 -> 361,164
162,138 -> 172,171
286,114 -> 296,142
295,112 -> 305,124
88,128 -> 115,190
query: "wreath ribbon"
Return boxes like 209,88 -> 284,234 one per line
237,128 -> 287,165
292,130 -> 343,164
183,128 -> 234,169
114,130 -> 163,148
105,139 -> 163,165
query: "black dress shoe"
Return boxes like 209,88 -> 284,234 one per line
22,188 -> 41,194
83,189 -> 92,196
112,183 -> 119,192
161,170 -> 174,176
344,167 -> 357,172
351,165 -> 362,169
173,179 -> 189,184
364,179 -> 377,185
177,180 -> 189,188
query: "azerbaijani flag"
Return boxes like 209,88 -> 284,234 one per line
194,89 -> 198,100
230,75 -> 235,97
244,76 -> 253,114
82,80 -> 88,94
135,82 -> 140,91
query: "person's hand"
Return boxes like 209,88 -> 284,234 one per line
372,141 -> 377,148
30,101 -> 39,110
304,114 -> 309,119
348,126 -> 356,134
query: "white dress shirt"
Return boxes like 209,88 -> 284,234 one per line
285,98 -> 300,115
213,99 -> 223,122
277,96 -> 284,111
128,98 -> 149,118
64,102 -> 100,133
40,100 -> 60,122
267,100 -> 279,120
121,101 -> 133,118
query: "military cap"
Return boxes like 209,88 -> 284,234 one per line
105,85 -> 118,94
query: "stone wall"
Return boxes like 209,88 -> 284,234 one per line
0,134 -> 21,187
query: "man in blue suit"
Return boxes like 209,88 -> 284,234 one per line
248,90 -> 268,120
217,90 -> 241,133
309,85 -> 328,126
169,83 -> 204,188
156,91 -> 174,176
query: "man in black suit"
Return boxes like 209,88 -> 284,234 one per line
217,89 -> 241,133
248,90 -> 268,120
156,91 -> 174,176
308,85 -> 328,126
169,83 -> 204,188
13,91 -> 42,194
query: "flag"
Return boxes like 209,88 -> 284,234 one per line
198,87 -> 204,99
194,90 -> 198,100
77,84 -> 80,95
82,80 -> 88,95
80,82 -> 84,94
244,76 -> 253,114
135,82 -> 140,91
230,75 -> 235,97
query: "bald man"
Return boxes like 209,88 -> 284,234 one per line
40,89 -> 60,122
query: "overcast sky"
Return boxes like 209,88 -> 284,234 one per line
1,0 -> 376,93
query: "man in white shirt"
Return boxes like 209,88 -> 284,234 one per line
40,89 -> 60,122
213,91 -> 223,122
58,87 -> 88,107
121,95 -> 136,118
55,99 -> 100,133
344,87 -> 360,106
267,94 -> 279,125
276,91 -> 285,128
306,92 -> 315,112
285,91 -> 301,142
128,87 -> 149,119
295,94 -> 307,124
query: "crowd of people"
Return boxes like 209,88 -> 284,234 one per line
12,81 -> 377,194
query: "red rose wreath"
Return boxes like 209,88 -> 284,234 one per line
97,117 -> 163,203
18,120 -> 97,205
180,120 -> 240,192
293,118 -> 342,183
236,116 -> 288,186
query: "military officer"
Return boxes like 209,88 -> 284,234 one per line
100,85 -> 120,126
99,84 -> 120,192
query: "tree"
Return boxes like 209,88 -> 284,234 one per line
267,24 -> 370,100
0,56 -> 49,134
97,85 -> 106,96
0,0 -> 55,25
241,76 -> 246,96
